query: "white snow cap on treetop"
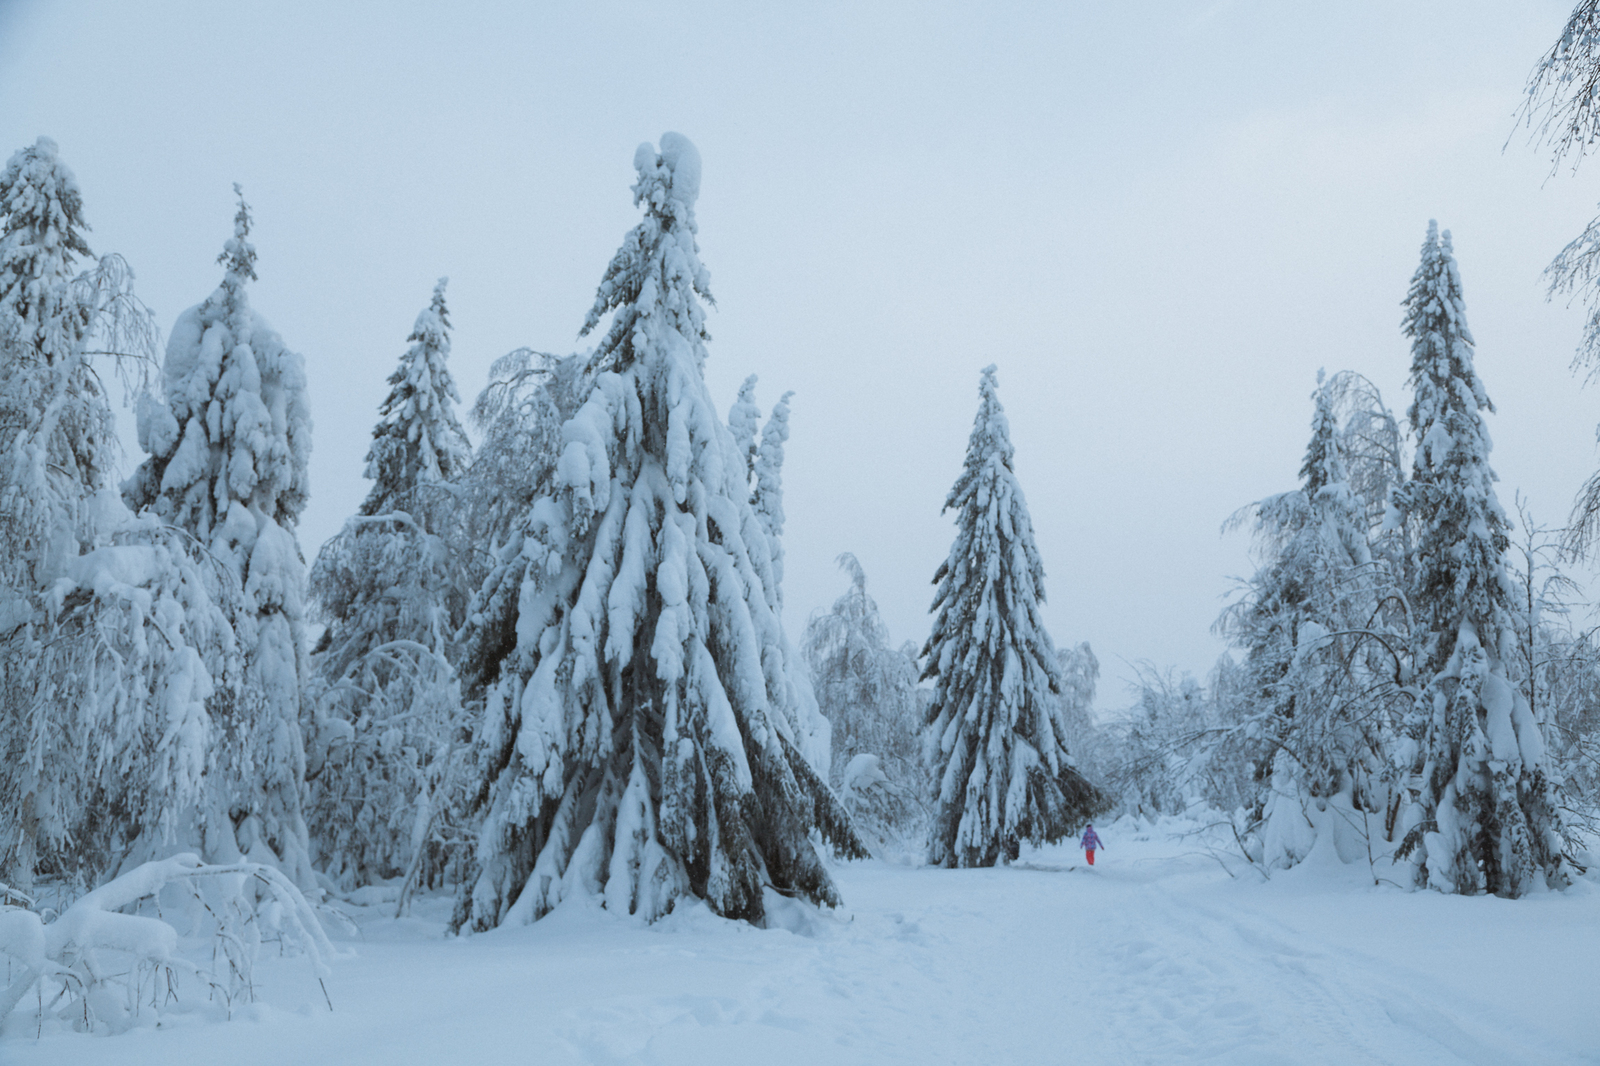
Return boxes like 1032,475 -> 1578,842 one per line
636,132 -> 702,206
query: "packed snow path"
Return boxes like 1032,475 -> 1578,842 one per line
10,817 -> 1597,1065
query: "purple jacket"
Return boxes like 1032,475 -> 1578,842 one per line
1079,827 -> 1102,851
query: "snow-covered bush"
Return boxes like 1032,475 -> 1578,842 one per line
1500,506 -> 1600,850
922,365 -> 1106,867
0,853 -> 333,1035
455,134 -> 863,932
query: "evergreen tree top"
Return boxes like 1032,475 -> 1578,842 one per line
927,364 -> 1055,673
1398,220 -> 1511,669
125,190 -> 310,537
361,277 -> 469,512
1299,376 -> 1347,499
580,132 -> 713,374
948,364 -> 1020,512
1404,221 -> 1492,467
0,137 -> 93,346
216,184 -> 257,288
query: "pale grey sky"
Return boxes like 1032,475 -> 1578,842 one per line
2,0 -> 1597,710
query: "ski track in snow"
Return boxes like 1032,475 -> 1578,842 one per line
6,819 -> 1597,1065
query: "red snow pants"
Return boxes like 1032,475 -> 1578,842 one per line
1086,849 -> 1095,865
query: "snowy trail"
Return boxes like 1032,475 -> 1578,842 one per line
7,819 -> 1597,1065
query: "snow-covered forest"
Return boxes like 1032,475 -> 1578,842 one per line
4,1 -> 1600,1062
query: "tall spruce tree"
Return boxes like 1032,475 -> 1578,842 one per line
922,365 -> 1102,867
124,189 -> 316,887
308,278 -> 472,888
1393,222 -> 1567,896
457,134 -> 861,931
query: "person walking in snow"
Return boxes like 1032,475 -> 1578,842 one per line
1079,824 -> 1103,866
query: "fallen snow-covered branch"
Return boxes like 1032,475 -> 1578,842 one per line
0,853 -> 334,1034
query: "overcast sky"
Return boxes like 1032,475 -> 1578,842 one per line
3,0 -> 1598,712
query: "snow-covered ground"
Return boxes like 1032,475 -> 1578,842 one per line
8,816 -> 1597,1065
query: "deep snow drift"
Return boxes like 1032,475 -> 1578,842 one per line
7,815 -> 1596,1065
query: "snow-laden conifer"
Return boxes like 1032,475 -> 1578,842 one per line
124,189 -> 316,887
0,138 -> 234,893
1220,375 -> 1389,869
1392,222 -> 1567,896
308,278 -> 472,889
922,365 -> 1103,867
457,134 -> 861,931
359,278 -> 470,493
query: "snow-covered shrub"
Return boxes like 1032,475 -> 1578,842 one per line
455,134 -> 863,932
922,365 -> 1106,867
0,853 -> 333,1035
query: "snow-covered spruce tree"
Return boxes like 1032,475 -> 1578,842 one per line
1218,375 -> 1391,869
308,278 -> 473,890
123,188 -> 316,888
0,137 -> 240,894
1391,222 -> 1567,896
922,365 -> 1104,867
802,553 -> 927,855
457,134 -> 862,931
